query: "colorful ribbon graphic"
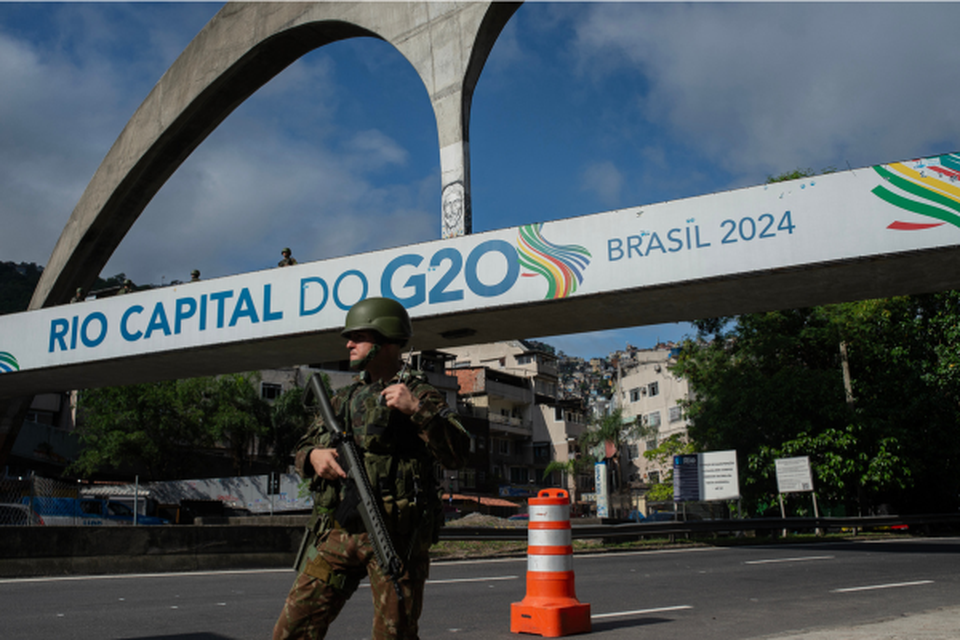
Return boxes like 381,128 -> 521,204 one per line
516,224 -> 591,299
0,351 -> 19,373
872,154 -> 960,230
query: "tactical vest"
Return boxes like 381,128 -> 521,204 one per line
308,371 -> 443,551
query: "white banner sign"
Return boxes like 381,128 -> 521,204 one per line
776,456 -> 815,493
595,462 -> 609,517
699,450 -> 741,501
3,153 -> 960,381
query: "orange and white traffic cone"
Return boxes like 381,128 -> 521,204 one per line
511,489 -> 591,637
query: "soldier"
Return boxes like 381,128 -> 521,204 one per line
273,297 -> 471,640
117,279 -> 134,295
278,247 -> 298,267
190,269 -> 201,282
70,287 -> 84,303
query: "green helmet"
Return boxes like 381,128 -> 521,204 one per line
341,297 -> 412,343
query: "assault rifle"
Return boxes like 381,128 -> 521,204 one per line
302,374 -> 405,599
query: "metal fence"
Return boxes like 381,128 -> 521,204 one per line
439,513 -> 960,541
0,475 -> 80,526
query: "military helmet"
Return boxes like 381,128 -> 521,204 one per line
191,269 -> 200,277
341,297 -> 412,343
282,247 -> 291,254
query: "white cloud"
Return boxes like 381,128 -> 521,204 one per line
573,3 -> 960,180
344,130 -> 409,171
0,6 -> 437,287
0,28 -> 125,265
580,160 -> 623,206
102,113 -> 435,283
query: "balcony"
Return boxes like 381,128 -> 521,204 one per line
488,412 -> 532,436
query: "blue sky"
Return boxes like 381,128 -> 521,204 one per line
2,3 -> 960,359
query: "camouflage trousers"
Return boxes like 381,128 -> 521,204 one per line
273,528 -> 429,640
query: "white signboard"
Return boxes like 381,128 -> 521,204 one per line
594,462 -> 609,517
3,153 -> 960,382
674,450 -> 740,502
775,456 -> 815,493
699,450 -> 741,501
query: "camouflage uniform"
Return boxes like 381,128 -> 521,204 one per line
278,248 -> 298,267
273,370 -> 470,640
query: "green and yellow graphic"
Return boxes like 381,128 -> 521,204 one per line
516,224 -> 591,299
872,153 -> 960,230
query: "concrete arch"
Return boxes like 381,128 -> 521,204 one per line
30,1 -> 520,311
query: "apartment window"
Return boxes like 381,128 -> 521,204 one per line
649,470 -> 660,484
669,406 -> 682,423
510,467 -> 529,484
627,444 -> 639,459
646,411 -> 661,427
459,468 -> 476,489
517,354 -> 534,365
533,444 -> 551,461
647,381 -> 659,397
497,439 -> 510,456
261,383 -> 282,401
645,437 -> 658,451
629,388 -> 641,402
476,436 -> 486,450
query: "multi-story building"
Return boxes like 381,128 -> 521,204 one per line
616,346 -> 691,487
443,340 -> 589,499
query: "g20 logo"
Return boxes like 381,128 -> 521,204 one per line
382,239 -> 520,308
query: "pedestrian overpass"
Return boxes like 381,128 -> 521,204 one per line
2,2 -> 960,464
4,151 -> 960,394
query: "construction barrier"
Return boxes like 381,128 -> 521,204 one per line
511,489 -> 591,637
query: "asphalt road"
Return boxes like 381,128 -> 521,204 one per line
2,536 -> 959,639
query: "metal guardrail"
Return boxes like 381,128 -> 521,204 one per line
439,514 -> 960,542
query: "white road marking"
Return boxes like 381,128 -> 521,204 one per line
832,580 -> 934,593
591,605 -> 693,620
745,555 -> 834,565
428,575 -> 519,585
359,575 -> 519,589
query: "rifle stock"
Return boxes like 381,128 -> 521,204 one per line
303,374 -> 406,598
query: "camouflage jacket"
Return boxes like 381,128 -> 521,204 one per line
294,370 -> 470,539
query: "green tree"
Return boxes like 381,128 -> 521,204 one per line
0,262 -> 43,314
72,373 -> 285,480
71,379 -> 207,479
198,373 -> 272,476
264,383 -> 312,469
545,408 -> 646,488
642,433 -> 696,502
675,293 -> 960,515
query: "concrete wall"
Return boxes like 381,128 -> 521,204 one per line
0,520 -> 307,578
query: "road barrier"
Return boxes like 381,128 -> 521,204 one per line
442,513 -> 960,542
511,489 -> 591,637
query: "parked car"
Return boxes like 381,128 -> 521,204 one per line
508,512 -> 529,521
0,503 -> 44,526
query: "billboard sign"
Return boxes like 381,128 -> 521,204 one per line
3,152 -> 960,385
674,450 -> 740,502
775,456 -> 815,493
